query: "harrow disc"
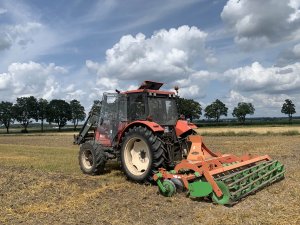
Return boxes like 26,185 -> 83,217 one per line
159,179 -> 176,197
210,181 -> 231,205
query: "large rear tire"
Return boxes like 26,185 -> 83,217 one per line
120,126 -> 164,182
79,142 -> 106,175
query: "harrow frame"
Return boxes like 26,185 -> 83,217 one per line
153,135 -> 285,205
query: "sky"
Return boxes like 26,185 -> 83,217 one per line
0,0 -> 299,118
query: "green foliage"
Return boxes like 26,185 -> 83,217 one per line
177,97 -> 202,122
37,98 -> 48,132
281,99 -> 296,122
13,96 -> 38,132
92,100 -> 102,114
204,99 -> 228,122
232,102 -> 255,123
70,99 -> 86,131
47,99 -> 72,131
0,101 -> 14,133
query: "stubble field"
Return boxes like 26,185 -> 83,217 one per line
0,130 -> 299,225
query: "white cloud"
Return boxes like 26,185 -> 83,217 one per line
221,0 -> 300,49
0,61 -> 67,101
224,90 -> 298,117
222,61 -> 300,116
293,43 -> 300,56
0,8 -> 7,15
224,62 -> 300,94
0,22 -> 43,51
86,25 -> 217,99
276,43 -> 300,66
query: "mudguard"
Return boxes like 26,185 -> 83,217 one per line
175,120 -> 197,137
117,120 -> 164,143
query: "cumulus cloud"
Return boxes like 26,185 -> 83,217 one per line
224,62 -> 300,94
0,61 -> 67,101
276,43 -> 300,66
0,33 -> 12,51
221,0 -> 300,49
0,8 -> 7,15
86,25 -> 217,99
224,90 -> 297,117
0,22 -> 43,52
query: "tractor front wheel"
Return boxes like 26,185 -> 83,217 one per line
121,126 -> 164,183
79,142 -> 106,175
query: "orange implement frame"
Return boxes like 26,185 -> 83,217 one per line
153,135 -> 271,198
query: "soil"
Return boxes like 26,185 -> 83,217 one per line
0,134 -> 299,224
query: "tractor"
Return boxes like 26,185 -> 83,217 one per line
74,81 -> 285,205
74,81 -> 194,182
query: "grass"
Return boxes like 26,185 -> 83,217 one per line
200,130 -> 300,136
196,125 -> 300,136
0,132 -> 300,224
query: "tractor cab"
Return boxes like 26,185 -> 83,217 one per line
96,81 -> 178,146
124,81 -> 178,125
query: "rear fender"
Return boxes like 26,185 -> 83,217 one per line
175,120 -> 197,137
117,121 -> 164,144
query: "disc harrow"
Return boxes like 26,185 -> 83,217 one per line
153,135 -> 285,205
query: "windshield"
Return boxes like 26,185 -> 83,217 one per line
148,97 -> 178,125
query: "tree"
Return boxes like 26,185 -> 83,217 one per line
232,102 -> 255,123
70,99 -> 86,131
0,101 -> 14,134
204,99 -> 228,122
92,100 -> 102,113
37,98 -> 48,132
47,99 -> 72,131
177,97 -> 202,122
13,96 -> 38,132
281,99 -> 296,122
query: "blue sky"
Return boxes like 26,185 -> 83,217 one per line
0,0 -> 300,117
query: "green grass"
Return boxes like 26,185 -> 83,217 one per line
201,130 -> 300,136
0,144 -> 79,174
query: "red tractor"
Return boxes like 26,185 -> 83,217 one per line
74,81 -> 284,205
74,81 -> 196,182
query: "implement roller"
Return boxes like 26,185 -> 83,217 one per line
153,135 -> 285,205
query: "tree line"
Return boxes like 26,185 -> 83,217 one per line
177,98 -> 297,123
0,95 -> 297,134
0,96 -> 86,133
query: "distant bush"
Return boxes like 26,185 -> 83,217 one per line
281,130 -> 299,136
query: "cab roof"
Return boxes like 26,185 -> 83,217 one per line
122,81 -> 175,95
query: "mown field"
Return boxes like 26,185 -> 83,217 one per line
0,131 -> 299,225
196,125 -> 300,136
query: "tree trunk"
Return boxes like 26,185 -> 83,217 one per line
289,114 -> 292,123
6,126 -> 9,134
41,119 -> 44,132
22,121 -> 29,133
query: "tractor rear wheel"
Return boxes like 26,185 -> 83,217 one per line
79,142 -> 106,175
121,126 -> 164,183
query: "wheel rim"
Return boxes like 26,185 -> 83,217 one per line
81,149 -> 93,170
124,137 -> 150,176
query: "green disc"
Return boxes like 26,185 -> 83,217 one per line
210,181 -> 231,205
188,181 -> 213,198
159,179 -> 176,197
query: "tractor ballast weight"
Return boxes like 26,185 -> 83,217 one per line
75,80 -> 285,204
